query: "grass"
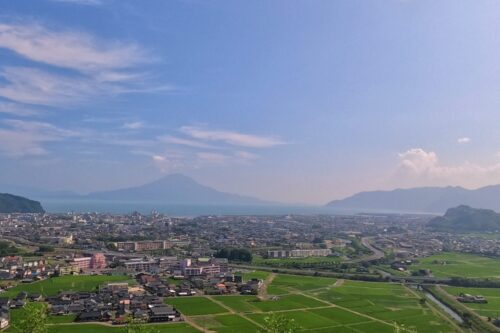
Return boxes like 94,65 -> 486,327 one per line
241,270 -> 269,281
47,314 -> 77,324
165,297 -> 228,316
444,286 -> 500,317
268,273 -> 336,293
253,255 -> 341,268
410,252 -> 500,279
193,314 -> 259,333
2,275 -> 132,297
172,275 -> 457,333
4,273 -> 460,333
47,323 -> 200,333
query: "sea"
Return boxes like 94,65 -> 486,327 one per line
40,199 -> 360,217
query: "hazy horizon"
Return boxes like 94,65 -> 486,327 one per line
2,1 -> 500,204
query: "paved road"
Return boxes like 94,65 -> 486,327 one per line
348,236 -> 385,263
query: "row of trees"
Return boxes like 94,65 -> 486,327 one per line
214,248 -> 253,262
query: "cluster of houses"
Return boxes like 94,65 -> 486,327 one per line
136,272 -> 262,297
47,282 -> 181,324
457,293 -> 488,304
0,256 -> 48,281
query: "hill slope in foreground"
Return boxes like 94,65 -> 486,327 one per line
0,193 -> 45,213
427,205 -> 500,232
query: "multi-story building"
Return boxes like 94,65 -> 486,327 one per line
89,253 -> 106,269
114,241 -> 171,252
267,249 -> 331,258
71,257 -> 91,271
124,259 -> 159,273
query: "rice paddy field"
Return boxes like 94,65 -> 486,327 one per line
443,286 -> 500,318
2,274 -> 132,297
410,252 -> 500,279
164,272 -> 460,333
252,255 -> 341,268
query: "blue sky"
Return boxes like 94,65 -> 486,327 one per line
1,0 -> 500,204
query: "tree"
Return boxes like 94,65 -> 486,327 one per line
37,245 -> 54,253
13,303 -> 48,333
259,313 -> 300,333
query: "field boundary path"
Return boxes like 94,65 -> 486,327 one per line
182,315 -> 214,333
258,272 -> 276,301
205,295 -> 265,330
288,287 -> 415,333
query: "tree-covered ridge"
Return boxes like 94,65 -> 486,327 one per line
0,193 -> 45,213
427,205 -> 500,232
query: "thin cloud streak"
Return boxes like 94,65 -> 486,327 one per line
180,126 -> 286,148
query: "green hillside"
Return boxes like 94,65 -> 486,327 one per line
0,193 -> 45,213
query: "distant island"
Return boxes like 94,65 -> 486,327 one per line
427,205 -> 500,232
326,185 -> 500,213
0,193 -> 45,213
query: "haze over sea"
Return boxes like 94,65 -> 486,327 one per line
41,199 -> 358,216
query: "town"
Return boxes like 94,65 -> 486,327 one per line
1,211 -> 500,332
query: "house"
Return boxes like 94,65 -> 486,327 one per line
0,309 -> 9,329
77,311 -> 105,322
149,305 -> 178,322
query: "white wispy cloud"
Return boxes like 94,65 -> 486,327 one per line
0,22 -> 146,73
158,135 -> 218,149
122,121 -> 145,130
457,137 -> 471,144
0,102 -> 40,116
0,67 -> 99,106
0,22 -> 167,110
196,152 -> 229,164
180,126 -> 286,148
0,119 -> 79,156
49,0 -> 103,5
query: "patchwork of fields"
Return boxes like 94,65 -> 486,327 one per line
3,272 -> 464,333
2,275 -> 132,297
410,252 -> 500,279
164,272 -> 460,333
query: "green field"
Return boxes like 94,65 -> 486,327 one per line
253,255 -> 341,268
410,252 -> 500,279
3,273 -> 462,333
444,286 -> 500,317
165,296 -> 228,316
193,314 -> 259,333
170,274 -> 458,333
46,323 -> 199,333
268,273 -> 336,294
2,275 -> 132,297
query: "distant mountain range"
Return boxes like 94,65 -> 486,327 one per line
2,174 -> 271,206
326,185 -> 500,213
428,205 -> 500,232
0,193 -> 45,213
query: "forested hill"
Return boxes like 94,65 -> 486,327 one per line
427,205 -> 500,232
0,193 -> 45,213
